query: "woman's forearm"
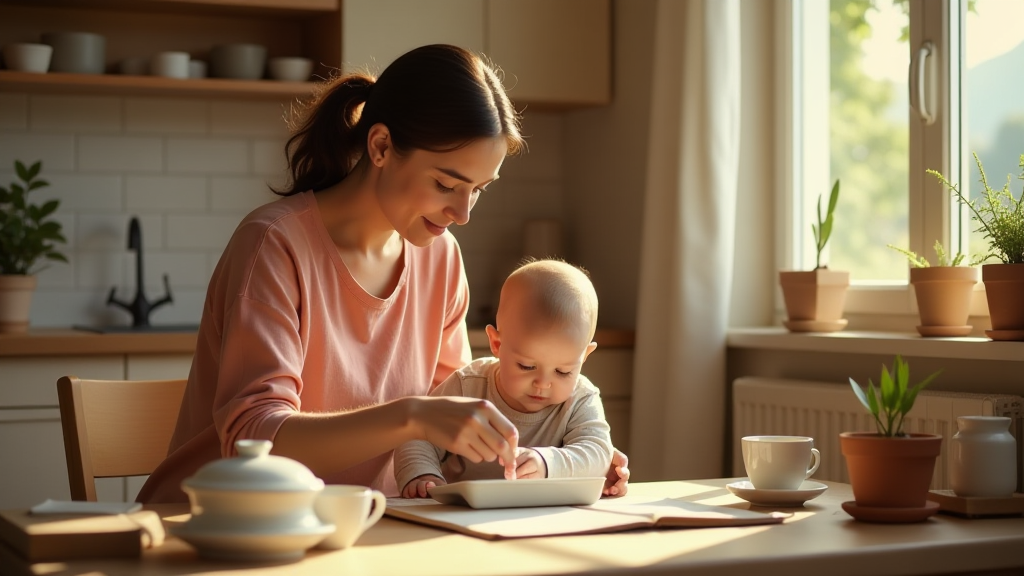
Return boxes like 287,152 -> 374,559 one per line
270,396 -> 423,479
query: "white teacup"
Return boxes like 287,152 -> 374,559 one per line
742,435 -> 821,490
314,485 -> 386,550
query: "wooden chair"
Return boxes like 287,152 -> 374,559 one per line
56,375 -> 187,501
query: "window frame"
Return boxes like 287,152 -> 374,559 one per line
775,0 -> 988,327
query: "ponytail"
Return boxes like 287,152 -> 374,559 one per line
274,45 -> 524,197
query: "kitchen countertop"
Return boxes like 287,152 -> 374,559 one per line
0,327 -> 635,357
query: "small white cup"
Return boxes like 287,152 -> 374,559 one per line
742,435 -> 821,490
150,51 -> 189,79
314,485 -> 386,550
3,43 -> 53,73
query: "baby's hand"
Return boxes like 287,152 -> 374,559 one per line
513,447 -> 547,479
402,474 -> 446,498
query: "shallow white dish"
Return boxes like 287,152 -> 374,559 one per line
169,523 -> 334,561
726,480 -> 828,507
428,477 -> 604,509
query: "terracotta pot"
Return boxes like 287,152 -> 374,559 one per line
0,274 -> 37,333
779,269 -> 850,330
910,266 -> 978,336
839,432 -> 942,508
982,263 -> 1024,334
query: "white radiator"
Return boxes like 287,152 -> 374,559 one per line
731,377 -> 1024,491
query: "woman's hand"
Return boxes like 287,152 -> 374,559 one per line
411,396 -> 519,479
603,448 -> 630,497
402,474 -> 446,498
513,447 -> 547,479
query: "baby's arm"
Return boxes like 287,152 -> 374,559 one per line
402,474 -> 446,498
532,384 -> 613,478
394,374 -> 468,496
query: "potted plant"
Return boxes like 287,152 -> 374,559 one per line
840,355 -> 943,522
928,153 -> 1024,340
0,160 -> 68,333
779,179 -> 850,332
887,241 -> 979,337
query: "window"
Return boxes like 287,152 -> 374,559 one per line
781,0 -> 1024,322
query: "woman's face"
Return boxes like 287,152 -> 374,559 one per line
375,133 -> 507,247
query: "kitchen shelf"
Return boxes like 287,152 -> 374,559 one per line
0,0 -> 339,101
0,70 -> 316,100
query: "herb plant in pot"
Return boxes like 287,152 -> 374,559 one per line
887,241 -> 979,337
780,179 -> 850,332
928,153 -> 1024,341
840,355 -> 943,523
0,160 -> 68,333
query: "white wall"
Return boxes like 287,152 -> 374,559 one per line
0,92 -> 566,329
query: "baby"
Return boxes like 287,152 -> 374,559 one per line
394,258 -> 614,497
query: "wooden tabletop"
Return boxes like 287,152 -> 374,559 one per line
5,479 -> 1024,576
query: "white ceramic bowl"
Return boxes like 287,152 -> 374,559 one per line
3,43 -> 52,73
209,43 -> 266,80
170,439 -> 333,561
42,32 -> 105,74
268,56 -> 313,82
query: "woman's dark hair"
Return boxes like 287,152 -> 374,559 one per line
275,44 -> 525,196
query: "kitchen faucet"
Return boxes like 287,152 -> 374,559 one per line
107,216 -> 173,327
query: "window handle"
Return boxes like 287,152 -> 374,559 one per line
912,41 -> 936,125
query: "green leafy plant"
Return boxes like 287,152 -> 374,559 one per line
927,152 -> 1024,265
849,355 -> 941,437
813,179 -> 840,269
886,240 -> 976,268
0,160 -> 68,275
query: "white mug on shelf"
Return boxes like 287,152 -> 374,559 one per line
150,51 -> 189,79
742,435 -> 821,490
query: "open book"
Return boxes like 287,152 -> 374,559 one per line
384,496 -> 789,540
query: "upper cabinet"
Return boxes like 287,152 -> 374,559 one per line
0,0 -> 341,100
0,0 -> 611,108
342,0 -> 611,109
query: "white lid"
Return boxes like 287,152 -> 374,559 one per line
182,439 -> 324,493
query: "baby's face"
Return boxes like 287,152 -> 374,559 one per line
489,323 -> 595,414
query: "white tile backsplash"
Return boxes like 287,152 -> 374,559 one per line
79,135 -> 163,172
31,96 -> 122,133
166,214 -> 239,249
76,214 -> 131,252
43,173 -> 124,212
210,177 -> 278,213
210,101 -> 290,137
4,92 -> 564,328
126,98 -> 208,134
0,94 -> 28,130
166,138 -> 248,174
126,175 -> 208,212
0,133 -> 76,171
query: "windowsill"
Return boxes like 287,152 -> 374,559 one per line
727,327 -> 1024,363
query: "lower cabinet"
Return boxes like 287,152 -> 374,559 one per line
0,354 -> 193,509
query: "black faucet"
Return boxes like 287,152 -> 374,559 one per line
107,216 -> 172,327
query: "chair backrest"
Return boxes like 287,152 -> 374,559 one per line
57,375 -> 187,501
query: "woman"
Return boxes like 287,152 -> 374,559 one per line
138,45 -> 627,503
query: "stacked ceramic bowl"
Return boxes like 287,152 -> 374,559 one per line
209,43 -> 267,80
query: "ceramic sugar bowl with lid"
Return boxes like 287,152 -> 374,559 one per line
170,439 -> 335,561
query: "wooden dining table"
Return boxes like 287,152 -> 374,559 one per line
4,478 -> 1024,576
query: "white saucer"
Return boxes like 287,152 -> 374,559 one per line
726,480 -> 828,507
169,522 -> 335,561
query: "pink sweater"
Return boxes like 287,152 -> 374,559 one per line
137,191 -> 471,503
